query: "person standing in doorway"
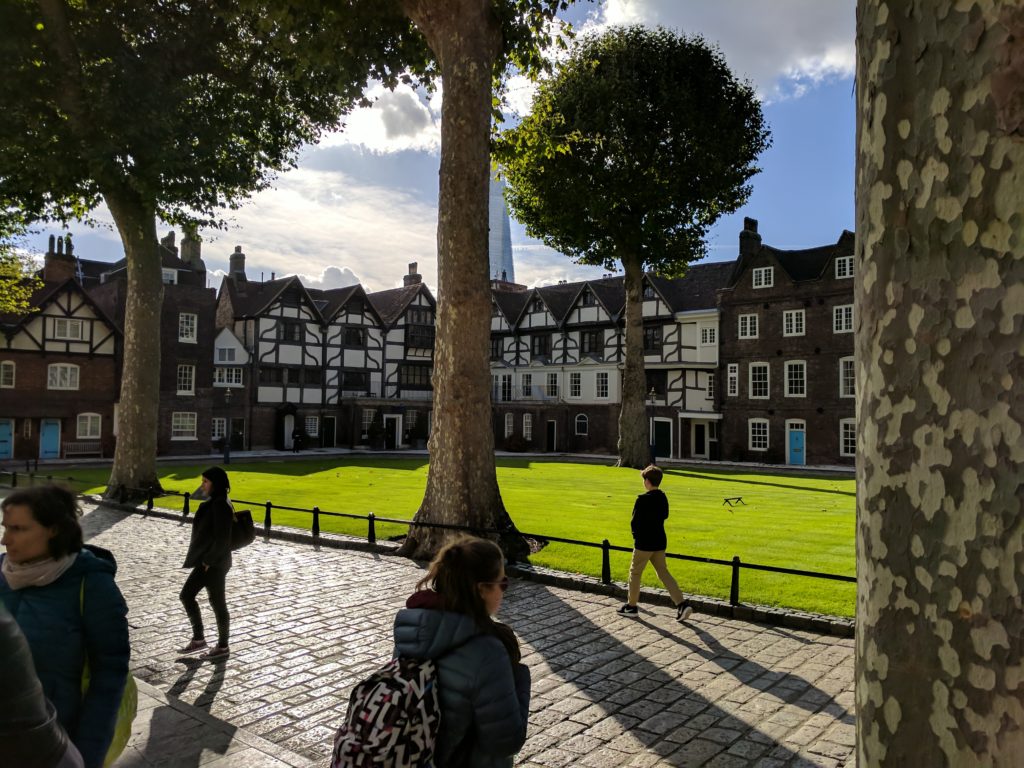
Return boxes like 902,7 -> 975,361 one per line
617,465 -> 694,621
291,426 -> 302,453
178,467 -> 233,660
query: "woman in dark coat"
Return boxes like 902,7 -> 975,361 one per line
392,537 -> 531,768
0,485 -> 130,768
179,466 -> 233,660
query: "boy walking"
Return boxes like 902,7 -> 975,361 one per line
617,465 -> 694,621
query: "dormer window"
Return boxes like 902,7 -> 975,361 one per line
531,297 -> 544,313
835,255 -> 854,279
581,291 -> 595,307
161,268 -> 178,285
752,267 -> 773,289
642,283 -> 656,300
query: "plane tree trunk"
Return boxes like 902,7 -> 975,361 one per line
397,0 -> 528,561
855,2 -> 1024,764
617,252 -> 650,468
103,189 -> 164,499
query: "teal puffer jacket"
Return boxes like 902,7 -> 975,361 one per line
0,547 -> 130,768
393,603 -> 531,768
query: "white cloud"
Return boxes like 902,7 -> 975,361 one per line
204,166 -> 439,293
588,0 -> 854,102
320,83 -> 441,154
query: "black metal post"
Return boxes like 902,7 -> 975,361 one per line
601,539 -> 612,585
223,437 -> 230,465
264,501 -> 272,535
367,513 -> 376,544
182,492 -> 191,517
146,488 -> 154,512
730,555 -> 741,606
312,506 -> 320,538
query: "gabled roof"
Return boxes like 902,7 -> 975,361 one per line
221,275 -> 323,321
492,290 -> 530,325
0,278 -> 121,335
534,282 -> 581,325
366,283 -> 435,326
309,284 -> 384,326
729,229 -> 854,286
587,277 -> 626,318
654,262 -> 736,312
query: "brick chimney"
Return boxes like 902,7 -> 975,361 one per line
160,231 -> 178,256
180,226 -> 203,268
739,217 -> 761,256
43,234 -> 77,283
229,245 -> 247,281
403,262 -> 422,286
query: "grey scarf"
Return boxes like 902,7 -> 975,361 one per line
1,553 -> 77,590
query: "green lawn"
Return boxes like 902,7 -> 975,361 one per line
35,458 -> 856,617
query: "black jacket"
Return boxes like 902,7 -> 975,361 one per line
630,488 -> 670,551
183,497 -> 233,570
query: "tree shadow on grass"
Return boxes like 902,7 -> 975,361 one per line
663,468 -> 856,497
509,586 -> 852,766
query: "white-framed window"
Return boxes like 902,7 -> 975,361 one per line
362,409 -> 375,432
749,363 -> 769,399
575,414 -> 589,436
217,347 -> 236,362
214,367 -> 243,385
523,413 -> 532,441
546,372 -> 558,397
171,411 -> 197,440
305,416 -> 319,437
835,255 -> 854,279
752,266 -> 773,289
706,374 -> 715,400
727,364 -> 738,396
406,410 -> 418,429
569,372 -> 581,398
700,326 -> 717,346
499,374 -> 512,402
840,418 -> 857,457
178,313 -> 197,343
833,304 -> 854,333
0,361 -> 13,388
749,418 -> 769,451
176,365 -> 195,395
785,361 -> 807,398
47,363 -> 79,390
596,372 -> 609,399
783,309 -> 805,337
53,318 -> 84,341
521,373 -> 533,398
162,268 -> 178,285
504,413 -> 514,438
840,357 -> 856,398
212,417 -> 227,440
76,413 -> 101,439
739,314 -> 759,339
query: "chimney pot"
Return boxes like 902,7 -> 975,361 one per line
403,262 -> 422,287
229,246 -> 247,281
739,217 -> 762,256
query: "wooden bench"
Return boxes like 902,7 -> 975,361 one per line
723,496 -> 745,507
63,441 -> 103,459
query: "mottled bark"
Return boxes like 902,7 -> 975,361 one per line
617,254 -> 649,468
104,191 -> 163,498
855,2 -> 1024,765
397,0 -> 527,560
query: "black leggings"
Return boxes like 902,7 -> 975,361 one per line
180,565 -> 230,648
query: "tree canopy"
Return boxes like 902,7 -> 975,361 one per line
496,25 -> 770,466
0,213 -> 41,315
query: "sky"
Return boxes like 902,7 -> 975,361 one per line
29,0 -> 856,295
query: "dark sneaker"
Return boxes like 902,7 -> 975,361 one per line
177,638 -> 207,654
200,646 -> 230,660
617,603 -> 639,617
676,602 -> 694,622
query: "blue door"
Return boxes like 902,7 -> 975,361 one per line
40,419 -> 61,459
787,424 -> 805,465
0,420 -> 12,459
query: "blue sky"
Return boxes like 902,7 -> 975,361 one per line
29,0 -> 856,293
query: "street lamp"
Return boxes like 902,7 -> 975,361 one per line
647,386 -> 657,464
222,387 -> 233,465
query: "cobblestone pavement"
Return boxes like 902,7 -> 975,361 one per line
80,504 -> 855,768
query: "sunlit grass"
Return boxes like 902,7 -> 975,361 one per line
39,458 -> 855,616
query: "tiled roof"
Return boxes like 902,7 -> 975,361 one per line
653,261 -> 736,312
223,275 -> 301,318
493,290 -> 530,324
0,279 -> 120,334
535,282 -> 581,324
366,283 -> 432,326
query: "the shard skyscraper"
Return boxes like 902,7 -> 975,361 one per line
488,175 -> 515,283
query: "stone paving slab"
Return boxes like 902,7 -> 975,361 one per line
79,503 -> 855,767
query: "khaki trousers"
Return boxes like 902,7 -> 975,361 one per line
628,549 -> 684,606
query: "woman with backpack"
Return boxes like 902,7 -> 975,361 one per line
0,484 -> 131,768
178,466 -> 234,660
392,536 -> 531,767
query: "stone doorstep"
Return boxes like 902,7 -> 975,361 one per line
91,496 -> 855,639
133,678 -> 318,768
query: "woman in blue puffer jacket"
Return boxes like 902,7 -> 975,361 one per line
0,484 -> 130,768
394,536 -> 531,768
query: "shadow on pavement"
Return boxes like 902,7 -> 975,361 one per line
512,586 -> 846,766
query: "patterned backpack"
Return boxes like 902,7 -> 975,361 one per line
332,656 -> 442,768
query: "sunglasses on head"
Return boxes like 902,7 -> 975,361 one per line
482,576 -> 509,592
